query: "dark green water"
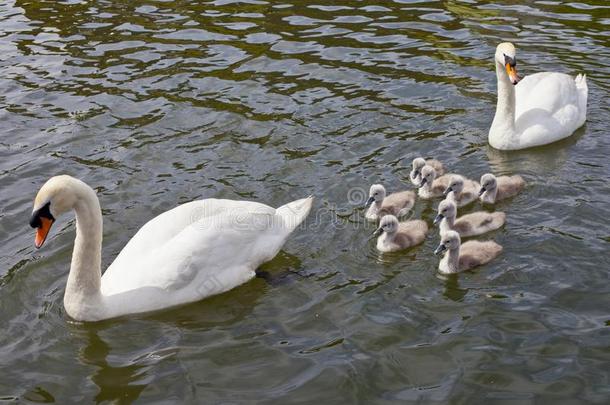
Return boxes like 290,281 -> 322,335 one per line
1,0 -> 609,403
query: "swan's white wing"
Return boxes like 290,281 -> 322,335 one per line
515,72 -> 581,124
512,71 -> 585,147
101,199 -> 283,296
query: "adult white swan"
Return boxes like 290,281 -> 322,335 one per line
29,175 -> 313,322
489,42 -> 588,150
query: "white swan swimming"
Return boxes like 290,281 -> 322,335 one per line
29,175 -> 313,322
489,42 -> 588,150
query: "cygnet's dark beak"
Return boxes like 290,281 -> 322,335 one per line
434,243 -> 446,255
364,196 -> 375,208
478,187 -> 486,197
433,214 -> 443,225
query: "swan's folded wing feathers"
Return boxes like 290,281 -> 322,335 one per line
102,211 -> 275,296
516,72 -> 581,118
102,199 -> 279,293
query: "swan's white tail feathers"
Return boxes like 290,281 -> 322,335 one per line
574,73 -> 588,122
575,73 -> 587,90
276,196 -> 314,233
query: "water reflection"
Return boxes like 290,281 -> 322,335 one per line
484,129 -> 583,177
438,272 -> 468,302
73,324 -> 148,404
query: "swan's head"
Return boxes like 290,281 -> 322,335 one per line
418,165 -> 436,188
30,175 -> 81,248
443,176 -> 464,196
495,42 -> 520,85
434,199 -> 457,225
374,215 -> 399,236
365,184 -> 386,207
479,173 -> 497,196
434,231 -> 461,255
411,157 -> 427,176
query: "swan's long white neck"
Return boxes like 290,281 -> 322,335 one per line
63,180 -> 104,319
442,245 -> 460,273
490,60 -> 517,144
440,215 -> 454,234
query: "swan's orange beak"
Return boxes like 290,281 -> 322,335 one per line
34,217 -> 54,248
30,202 -> 55,249
505,63 -> 520,85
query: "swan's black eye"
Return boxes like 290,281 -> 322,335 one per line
30,201 -> 54,228
504,54 -> 516,67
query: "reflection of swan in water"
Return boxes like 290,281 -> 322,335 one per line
75,325 -> 149,403
72,275 -> 271,402
438,272 -> 468,302
485,133 -> 576,178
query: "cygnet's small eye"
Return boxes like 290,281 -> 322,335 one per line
442,208 -> 447,213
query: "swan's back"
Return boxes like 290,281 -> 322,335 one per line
101,197 -> 313,299
515,72 -> 587,141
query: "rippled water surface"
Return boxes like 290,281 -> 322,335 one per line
1,0 -> 609,403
